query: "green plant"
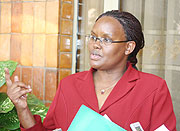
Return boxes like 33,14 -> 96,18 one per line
0,60 -> 49,131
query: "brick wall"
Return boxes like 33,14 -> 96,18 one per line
0,0 -> 74,107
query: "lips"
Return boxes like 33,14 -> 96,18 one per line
90,50 -> 102,60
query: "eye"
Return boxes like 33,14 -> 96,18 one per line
103,38 -> 112,43
90,35 -> 96,41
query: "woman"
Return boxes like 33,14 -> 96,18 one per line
5,10 -> 176,131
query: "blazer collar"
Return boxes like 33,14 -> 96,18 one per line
75,64 -> 140,112
75,68 -> 99,112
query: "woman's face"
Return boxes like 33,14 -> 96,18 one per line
88,16 -> 128,70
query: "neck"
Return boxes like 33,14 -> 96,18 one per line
93,63 -> 127,84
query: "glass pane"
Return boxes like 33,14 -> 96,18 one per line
120,0 -> 180,130
76,0 -> 104,72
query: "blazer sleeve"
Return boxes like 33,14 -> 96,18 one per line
149,80 -> 177,131
20,82 -> 62,131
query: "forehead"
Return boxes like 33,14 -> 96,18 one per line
92,16 -> 125,38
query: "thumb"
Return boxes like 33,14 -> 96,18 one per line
4,68 -> 12,88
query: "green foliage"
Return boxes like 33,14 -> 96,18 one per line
27,94 -> 49,121
0,128 -> 20,131
0,93 -> 49,130
0,105 -> 20,130
0,93 -> 14,113
0,60 -> 18,88
0,61 -> 49,130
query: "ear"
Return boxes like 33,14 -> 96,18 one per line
125,41 -> 136,55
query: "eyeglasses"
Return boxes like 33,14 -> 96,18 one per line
85,35 -> 129,46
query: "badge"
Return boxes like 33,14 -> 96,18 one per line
130,122 -> 144,131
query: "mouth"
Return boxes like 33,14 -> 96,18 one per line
90,50 -> 102,60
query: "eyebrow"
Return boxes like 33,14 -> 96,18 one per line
91,31 -> 112,38
91,31 -> 96,35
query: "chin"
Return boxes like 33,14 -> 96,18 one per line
90,62 -> 100,69
90,64 -> 98,69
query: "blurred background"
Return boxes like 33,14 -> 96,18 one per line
0,0 -> 179,130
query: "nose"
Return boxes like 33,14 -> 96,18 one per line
93,39 -> 101,49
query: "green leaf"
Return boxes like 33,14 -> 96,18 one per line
27,93 -> 44,105
0,61 -> 49,130
0,93 -> 14,113
0,60 -> 18,88
0,93 -> 48,130
0,127 -> 20,131
0,107 -> 20,130
27,94 -> 49,122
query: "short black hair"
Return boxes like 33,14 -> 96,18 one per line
96,10 -> 145,66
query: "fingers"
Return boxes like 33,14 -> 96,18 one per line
21,94 -> 28,99
6,75 -> 31,100
4,68 -> 12,87
14,77 -> 31,98
15,88 -> 32,99
5,68 -> 27,89
14,75 -> 19,82
4,68 -> 32,109
8,85 -> 32,104
12,82 -> 30,90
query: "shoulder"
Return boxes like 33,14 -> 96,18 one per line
139,70 -> 164,82
137,70 -> 166,91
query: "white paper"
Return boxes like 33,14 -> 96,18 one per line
154,124 -> 169,131
53,128 -> 62,131
103,114 -> 112,122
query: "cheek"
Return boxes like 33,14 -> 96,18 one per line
104,47 -> 124,58
88,43 -> 93,52
103,47 -> 126,63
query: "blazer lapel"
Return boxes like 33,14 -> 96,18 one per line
100,65 -> 140,112
75,69 -> 99,112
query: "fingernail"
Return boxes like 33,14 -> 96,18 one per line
21,96 -> 25,99
14,76 -> 18,78
28,85 -> 31,89
14,76 -> 19,81
28,88 -> 32,91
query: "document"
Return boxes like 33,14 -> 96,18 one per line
68,105 -> 126,131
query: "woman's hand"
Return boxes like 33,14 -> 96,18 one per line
4,68 -> 32,111
4,68 -> 36,128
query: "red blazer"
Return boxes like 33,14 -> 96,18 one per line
21,64 -> 176,131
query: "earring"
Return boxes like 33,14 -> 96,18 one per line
125,50 -> 129,55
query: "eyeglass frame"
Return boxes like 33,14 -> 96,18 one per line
85,34 -> 129,46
